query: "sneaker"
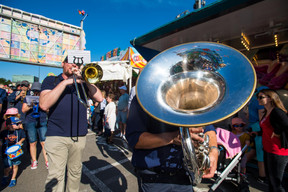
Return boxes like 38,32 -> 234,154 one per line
31,160 -> 38,169
8,179 -> 16,187
1,176 -> 9,186
45,161 -> 49,169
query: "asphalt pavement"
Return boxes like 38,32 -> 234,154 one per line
0,129 -> 286,192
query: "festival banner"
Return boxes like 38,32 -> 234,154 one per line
120,47 -> 147,68
100,47 -> 121,60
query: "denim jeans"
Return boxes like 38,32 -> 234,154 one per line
25,121 -> 47,143
264,151 -> 288,192
3,156 -> 22,168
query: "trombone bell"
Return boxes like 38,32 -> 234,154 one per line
82,63 -> 103,84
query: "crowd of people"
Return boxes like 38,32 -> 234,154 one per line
0,57 -> 287,192
0,58 -> 131,190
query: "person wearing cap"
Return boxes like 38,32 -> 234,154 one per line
39,55 -> 103,192
0,115 -> 26,187
7,80 -> 31,122
1,108 -> 22,131
231,117 -> 254,175
117,85 -> 129,139
22,82 -> 48,170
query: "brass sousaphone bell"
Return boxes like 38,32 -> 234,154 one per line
135,42 -> 256,183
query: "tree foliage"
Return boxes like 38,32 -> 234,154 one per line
0,78 -> 12,85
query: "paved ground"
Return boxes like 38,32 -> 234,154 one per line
0,129 -> 287,192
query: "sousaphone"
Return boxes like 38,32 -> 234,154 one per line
136,42 -> 256,183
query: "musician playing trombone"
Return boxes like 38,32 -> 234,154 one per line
39,55 -> 103,192
126,97 -> 218,192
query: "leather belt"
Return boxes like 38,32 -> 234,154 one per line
135,168 -> 192,185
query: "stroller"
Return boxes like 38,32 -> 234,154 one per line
209,128 -> 250,192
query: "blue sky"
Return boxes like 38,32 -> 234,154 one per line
0,0 -> 215,82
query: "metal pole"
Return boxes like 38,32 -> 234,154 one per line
80,14 -> 88,50
80,20 -> 84,50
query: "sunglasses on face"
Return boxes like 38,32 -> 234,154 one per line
21,84 -> 28,87
233,124 -> 245,128
257,96 -> 268,100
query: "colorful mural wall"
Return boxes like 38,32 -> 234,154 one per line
0,16 -> 81,67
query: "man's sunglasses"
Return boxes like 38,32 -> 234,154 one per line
233,124 -> 245,128
21,84 -> 29,87
257,96 -> 268,100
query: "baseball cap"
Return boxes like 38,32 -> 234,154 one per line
10,117 -> 22,124
4,108 -> 18,116
21,80 -> 30,87
31,82 -> 41,91
231,117 -> 246,125
119,85 -> 127,91
6,117 -> 22,125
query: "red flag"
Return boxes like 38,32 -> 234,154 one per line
78,10 -> 85,16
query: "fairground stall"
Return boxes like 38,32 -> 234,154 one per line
130,0 -> 288,107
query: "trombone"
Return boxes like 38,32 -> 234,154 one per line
72,63 -> 103,124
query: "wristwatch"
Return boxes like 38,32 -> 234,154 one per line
209,146 -> 220,155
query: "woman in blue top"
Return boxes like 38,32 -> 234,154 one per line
22,82 -> 48,170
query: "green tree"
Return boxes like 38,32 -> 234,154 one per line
0,78 -> 12,85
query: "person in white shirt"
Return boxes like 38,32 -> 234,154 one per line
104,93 -> 116,144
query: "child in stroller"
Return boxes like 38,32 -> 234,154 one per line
209,127 -> 250,192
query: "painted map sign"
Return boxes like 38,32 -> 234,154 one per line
0,5 -> 82,67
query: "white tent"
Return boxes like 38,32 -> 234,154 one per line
91,60 -> 133,90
